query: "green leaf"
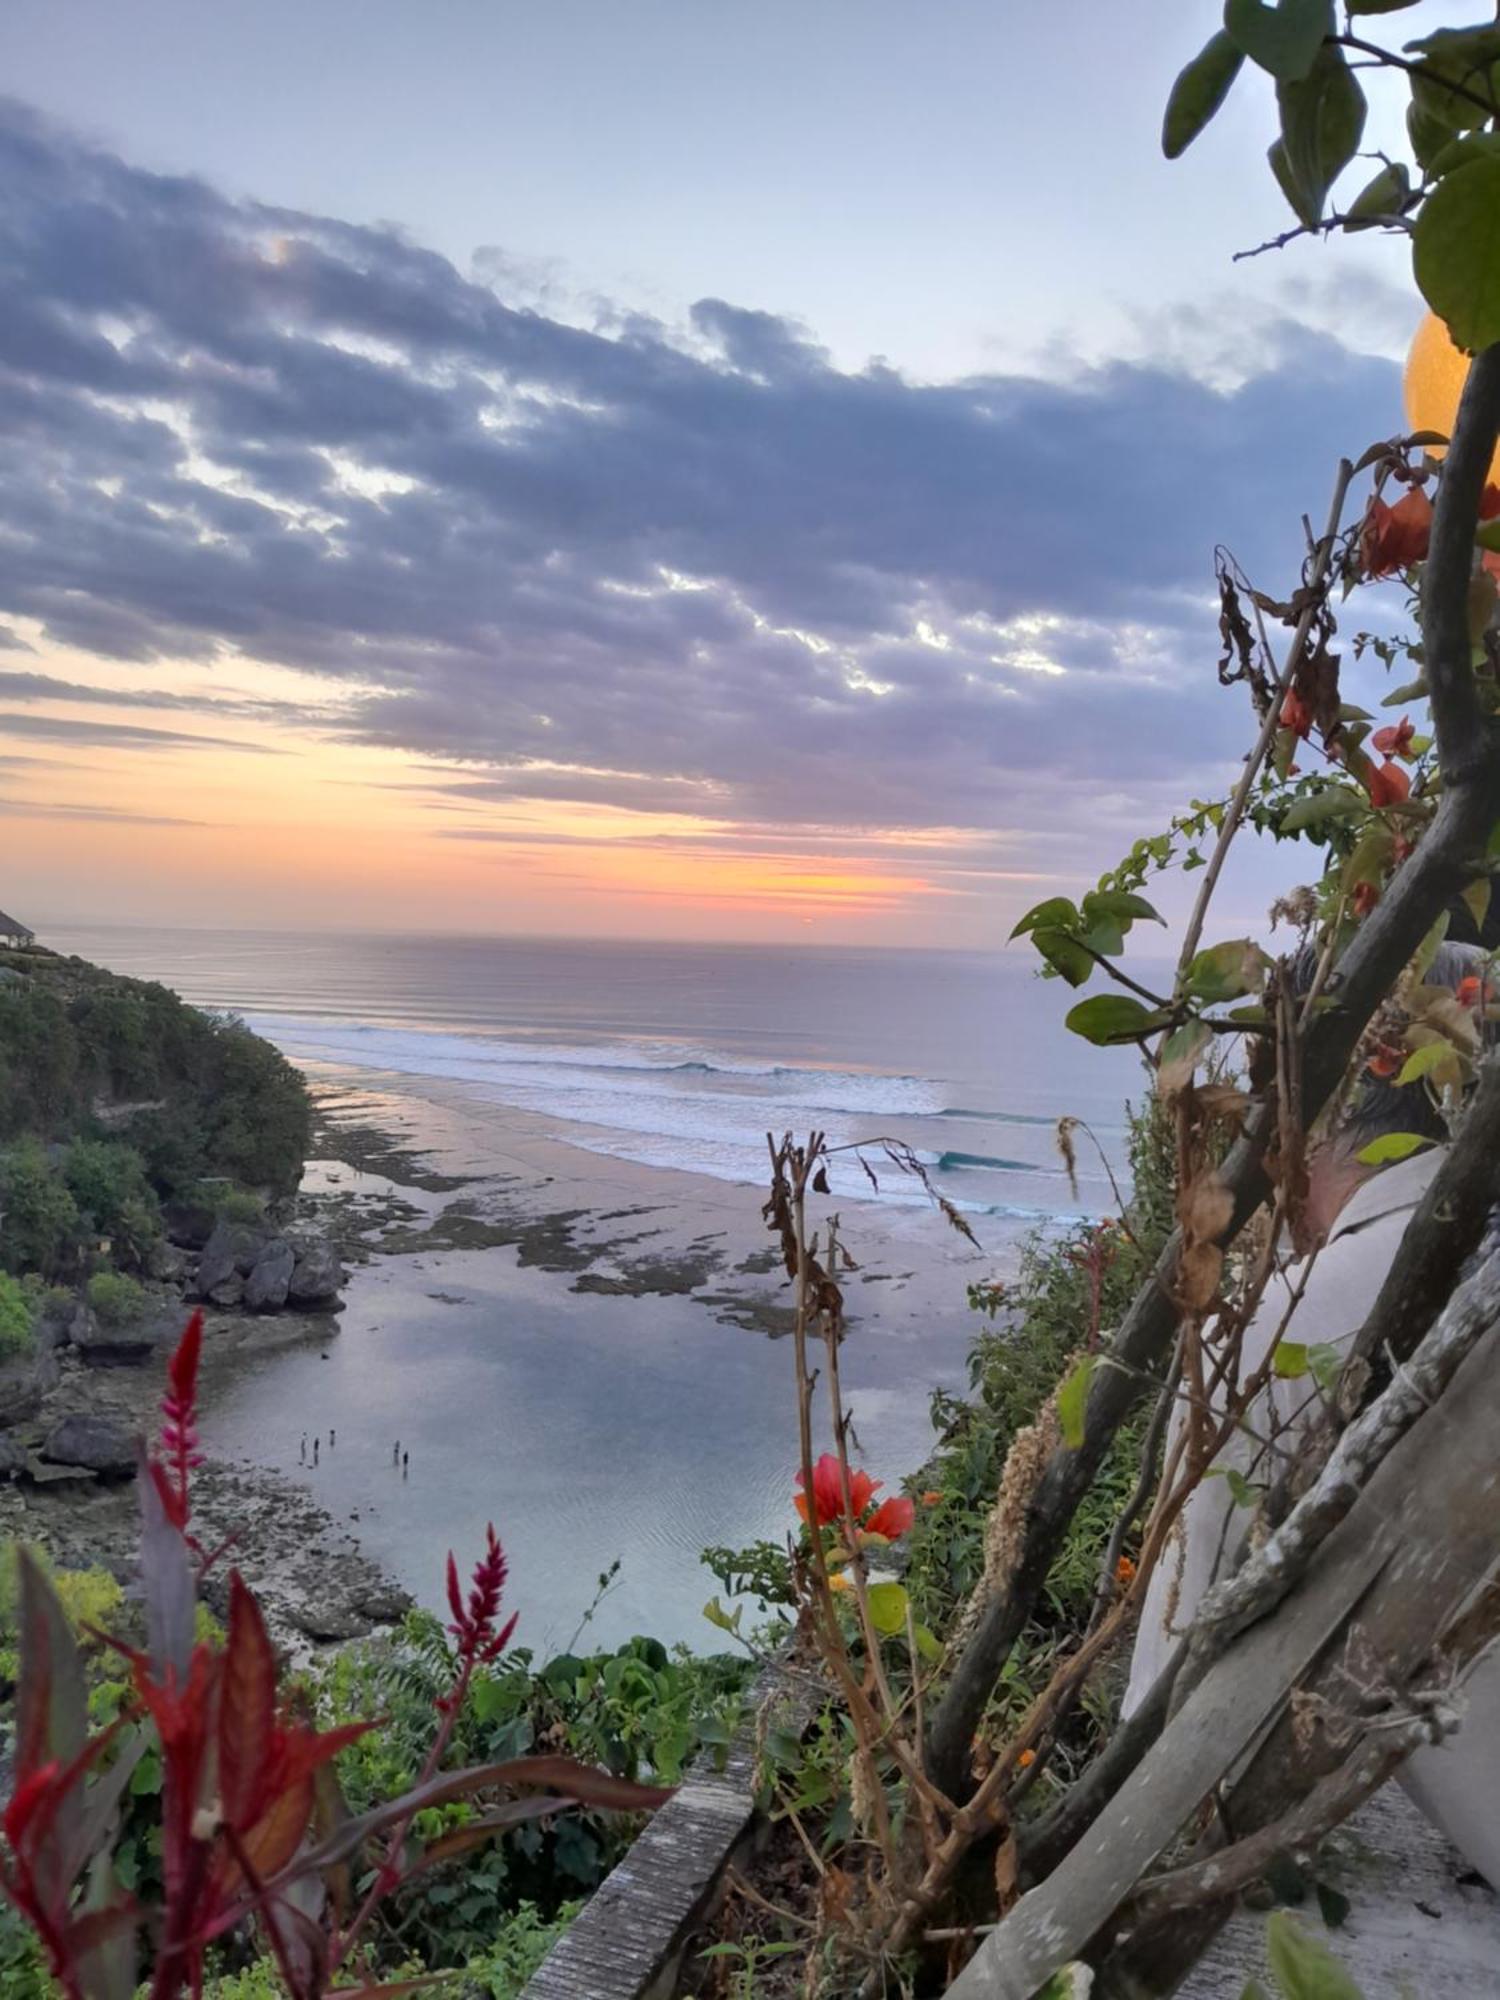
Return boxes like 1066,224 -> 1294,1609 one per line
1158,1017 -> 1213,1094
1033,927 -> 1095,987
1011,896 -> 1079,940
1462,876 -> 1492,932
1344,159 -> 1409,228
1224,0 -> 1332,82
1084,888 -> 1166,926
1163,29 -> 1246,158
912,1622 -> 943,1663
865,1580 -> 909,1636
1381,675 -> 1428,705
1269,136 -> 1318,228
1064,994 -> 1160,1045
1265,1909 -> 1366,1999
1274,1340 -> 1310,1379
1408,98 -> 1457,173
1279,786 -> 1365,832
1308,1344 -> 1343,1392
1347,0 -> 1418,11
1407,26 -> 1500,135
1411,909 -> 1450,986
1080,915 -> 1126,957
1057,1354 -> 1098,1450
1188,938 -> 1271,1003
1275,46 -> 1366,224
701,1597 -> 742,1636
1477,519 -> 1500,553
1208,1465 -> 1260,1508
1414,159 -> 1500,353
1396,1040 -> 1455,1086
1355,1131 -> 1433,1166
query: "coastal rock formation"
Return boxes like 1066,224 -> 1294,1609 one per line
42,1412 -> 136,1479
246,1238 -> 295,1311
193,1219 -> 269,1299
289,1238 -> 344,1305
0,1360 -> 43,1429
73,1307 -> 174,1368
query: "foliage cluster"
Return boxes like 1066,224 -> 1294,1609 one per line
0,953 -> 310,1284
299,1613 -> 747,1970
0,1277 -> 32,1360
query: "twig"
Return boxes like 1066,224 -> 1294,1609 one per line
1175,458 -> 1355,994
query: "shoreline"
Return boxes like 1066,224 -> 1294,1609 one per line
204,1064 -> 1014,1653
6,1062 -> 1022,1659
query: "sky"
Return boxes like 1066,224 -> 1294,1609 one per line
0,1 -> 1447,944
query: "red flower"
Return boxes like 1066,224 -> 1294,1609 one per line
1352,881 -> 1381,919
1279,686 -> 1312,738
794,1454 -> 879,1527
1359,489 -> 1432,578
1458,974 -> 1491,1010
1371,715 -> 1416,759
444,1523 -> 518,1682
1366,1040 -> 1403,1078
863,1496 -> 915,1542
1367,759 -> 1411,809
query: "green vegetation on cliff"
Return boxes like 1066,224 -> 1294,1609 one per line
0,945 -> 310,1285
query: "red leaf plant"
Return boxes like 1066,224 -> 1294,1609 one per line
0,1315 -> 671,2000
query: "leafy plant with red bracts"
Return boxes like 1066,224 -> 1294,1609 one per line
0,1313 -> 671,1999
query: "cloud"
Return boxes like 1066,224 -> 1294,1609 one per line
0,97 -> 1403,877
0,797 -> 209,825
0,710 -> 278,752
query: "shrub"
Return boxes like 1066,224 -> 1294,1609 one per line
85,1269 -> 145,1327
211,1185 -> 267,1226
0,1140 -> 80,1279
0,1273 -> 32,1358
60,1138 -> 161,1268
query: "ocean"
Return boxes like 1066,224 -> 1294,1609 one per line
48,926 -> 1149,1648
49,928 -> 1142,1221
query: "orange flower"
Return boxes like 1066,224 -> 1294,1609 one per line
1017,1749 -> 1037,1769
827,1571 -> 853,1594
1458,974 -> 1491,1010
920,1490 -> 943,1507
1279,685 -> 1312,738
1352,880 -> 1380,919
1371,715 -> 1416,759
1115,1555 -> 1137,1586
1359,488 -> 1432,578
1367,759 -> 1411,809
1366,1040 -> 1403,1080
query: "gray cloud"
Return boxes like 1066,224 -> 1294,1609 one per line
0,710 -> 278,752
0,97 -> 1402,867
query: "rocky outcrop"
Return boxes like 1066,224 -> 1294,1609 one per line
245,1238 -> 295,1312
0,1360 -> 43,1429
42,1413 -> 136,1479
192,1220 -> 269,1300
289,1238 -> 344,1306
73,1305 -> 178,1369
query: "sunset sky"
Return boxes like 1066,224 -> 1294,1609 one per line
0,1 -> 1436,943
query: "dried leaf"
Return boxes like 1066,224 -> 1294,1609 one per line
1180,1173 -> 1233,1242
1178,1240 -> 1224,1311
